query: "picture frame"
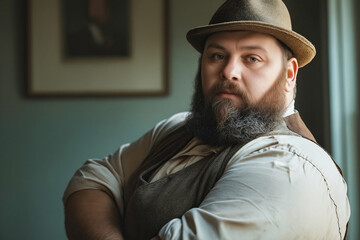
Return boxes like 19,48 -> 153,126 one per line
26,0 -> 169,97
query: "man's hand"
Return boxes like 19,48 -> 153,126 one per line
65,189 -> 124,240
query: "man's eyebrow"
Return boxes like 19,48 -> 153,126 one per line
205,43 -> 226,50
238,46 -> 267,52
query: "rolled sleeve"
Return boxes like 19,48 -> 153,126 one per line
62,143 -> 130,216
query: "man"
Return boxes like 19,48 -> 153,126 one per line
63,0 -> 350,239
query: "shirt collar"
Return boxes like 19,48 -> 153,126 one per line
282,100 -> 296,118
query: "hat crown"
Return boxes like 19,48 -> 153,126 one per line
209,0 -> 292,30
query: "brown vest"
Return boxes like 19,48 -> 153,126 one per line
123,112 -> 347,240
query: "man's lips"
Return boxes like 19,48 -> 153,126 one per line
216,90 -> 238,98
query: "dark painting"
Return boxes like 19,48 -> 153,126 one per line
62,0 -> 130,58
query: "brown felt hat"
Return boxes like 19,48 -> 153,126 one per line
187,0 -> 316,67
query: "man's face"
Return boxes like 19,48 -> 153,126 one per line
187,31 -> 290,146
201,31 -> 286,109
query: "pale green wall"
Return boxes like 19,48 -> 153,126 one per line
0,0 -> 222,239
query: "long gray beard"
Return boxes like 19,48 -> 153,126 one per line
187,97 -> 282,147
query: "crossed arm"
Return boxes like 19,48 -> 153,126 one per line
63,114 -> 349,239
64,114 -> 178,240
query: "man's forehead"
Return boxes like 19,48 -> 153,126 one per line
204,31 -> 279,49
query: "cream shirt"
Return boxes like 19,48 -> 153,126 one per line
63,108 -> 350,240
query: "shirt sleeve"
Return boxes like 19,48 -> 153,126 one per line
62,112 -> 190,218
158,135 -> 350,240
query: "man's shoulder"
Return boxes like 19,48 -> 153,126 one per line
232,134 -> 344,188
151,112 -> 190,142
271,134 -> 331,162
242,134 -> 334,165
231,133 -> 339,174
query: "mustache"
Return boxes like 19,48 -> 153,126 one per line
208,81 -> 250,101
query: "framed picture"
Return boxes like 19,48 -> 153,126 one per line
62,0 -> 130,58
27,0 -> 169,97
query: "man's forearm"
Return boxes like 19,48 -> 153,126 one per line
65,189 -> 124,240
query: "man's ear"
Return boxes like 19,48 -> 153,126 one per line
285,57 -> 298,93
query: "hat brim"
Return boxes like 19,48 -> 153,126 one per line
187,21 -> 316,68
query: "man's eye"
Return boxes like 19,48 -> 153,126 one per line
247,56 -> 260,63
212,54 -> 225,60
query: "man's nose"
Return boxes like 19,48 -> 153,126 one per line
221,58 -> 242,81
